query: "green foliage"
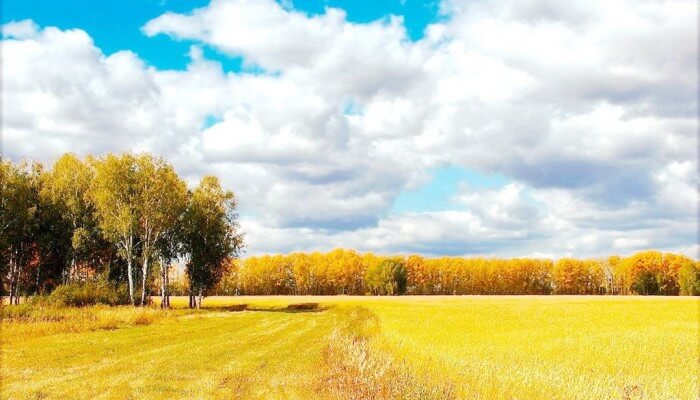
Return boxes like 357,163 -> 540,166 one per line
631,271 -> 660,295
623,251 -> 664,295
133,153 -> 188,305
183,176 -> 244,302
2,151 -> 697,301
365,259 -> 407,295
678,261 -> 700,296
2,152 -> 245,306
89,153 -> 141,303
0,160 -> 46,301
48,278 -> 129,307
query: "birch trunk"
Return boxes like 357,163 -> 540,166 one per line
8,256 -> 15,305
140,255 -> 149,306
126,257 -> 135,305
165,262 -> 170,308
125,232 -> 135,305
11,250 -> 21,305
160,257 -> 168,309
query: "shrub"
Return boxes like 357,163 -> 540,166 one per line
286,302 -> 320,311
48,279 -> 129,307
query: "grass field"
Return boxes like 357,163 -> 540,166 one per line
1,296 -> 698,399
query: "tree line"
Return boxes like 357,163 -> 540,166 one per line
0,153 -> 243,307
3,152 -> 698,305
214,249 -> 699,296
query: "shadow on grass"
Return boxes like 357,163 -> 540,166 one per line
202,302 -> 327,313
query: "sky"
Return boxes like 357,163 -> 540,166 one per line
2,0 -> 697,258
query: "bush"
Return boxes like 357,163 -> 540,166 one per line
48,279 -> 129,307
287,302 -> 320,311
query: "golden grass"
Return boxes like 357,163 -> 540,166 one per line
320,306 -> 457,400
0,304 -> 188,342
2,296 -> 698,399
367,296 -> 700,400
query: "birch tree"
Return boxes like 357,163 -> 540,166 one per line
182,176 -> 244,308
90,154 -> 140,305
41,153 -> 96,281
134,154 -> 187,306
0,161 -> 41,304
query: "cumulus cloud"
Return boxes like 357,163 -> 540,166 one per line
2,19 -> 39,39
2,24 -> 165,158
2,0 -> 697,258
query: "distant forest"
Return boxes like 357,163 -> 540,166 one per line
214,249 -> 699,296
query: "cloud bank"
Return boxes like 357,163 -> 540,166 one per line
3,0 -> 697,257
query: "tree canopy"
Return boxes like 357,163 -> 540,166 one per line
1,152 -> 244,307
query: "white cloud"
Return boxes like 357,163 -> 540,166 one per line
2,25 -> 165,158
2,19 -> 39,39
2,0 -> 697,258
454,183 -> 543,229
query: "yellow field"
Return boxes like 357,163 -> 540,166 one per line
1,296 -> 698,399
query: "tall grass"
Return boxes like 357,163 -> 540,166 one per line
1,303 -> 182,342
47,279 -> 130,306
320,307 -> 457,400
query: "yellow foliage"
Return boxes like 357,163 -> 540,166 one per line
229,249 -> 696,296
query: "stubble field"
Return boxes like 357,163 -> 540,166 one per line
1,296 -> 698,399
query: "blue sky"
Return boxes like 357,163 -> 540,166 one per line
2,0 -> 696,257
3,0 -> 439,70
2,0 -> 502,215
392,167 -> 507,213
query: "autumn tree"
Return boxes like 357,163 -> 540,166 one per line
90,154 -> 141,304
214,259 -> 241,295
659,253 -> 692,295
0,161 -> 42,304
41,153 -> 98,281
553,258 -> 601,295
155,222 -> 181,308
678,261 -> 700,296
211,249 -> 698,297
365,258 -> 407,295
0,160 -> 12,294
622,251 -> 663,295
31,186 -> 72,293
134,154 -> 188,306
182,176 -> 243,308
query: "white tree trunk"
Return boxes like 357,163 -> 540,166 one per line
8,255 -> 16,305
196,289 -> 203,309
160,258 -> 168,309
126,257 -> 135,305
141,256 -> 149,306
